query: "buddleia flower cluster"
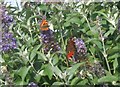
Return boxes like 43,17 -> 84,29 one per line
40,29 -> 61,54
77,60 -> 107,86
66,37 -> 87,62
67,37 -> 107,86
0,5 -> 17,52
74,38 -> 87,59
72,38 -> 106,78
86,60 -> 106,78
2,32 -> 17,51
86,60 -> 108,87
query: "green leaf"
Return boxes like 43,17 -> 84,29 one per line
27,15 -> 41,26
15,79 -> 27,85
64,22 -> 70,27
0,54 -> 5,63
93,11 -> 108,19
66,62 -> 85,75
108,53 -> 119,60
52,82 -> 64,85
71,77 -> 80,85
44,64 -> 53,80
18,66 -> 31,82
93,40 -> 102,49
86,30 -> 93,36
52,55 -> 59,65
34,45 -> 41,51
98,75 -> 118,83
104,30 -> 112,38
39,4 -> 48,11
30,49 -> 37,61
53,66 -> 63,79
77,79 -> 88,85
90,46 -> 96,54
34,74 -> 41,82
65,16 -> 72,22
26,8 -> 33,20
69,17 -> 81,24
107,46 -> 119,55
64,16 -> 81,27
21,24 -> 28,29
37,52 -> 47,61
113,58 -> 118,73
30,45 -> 41,61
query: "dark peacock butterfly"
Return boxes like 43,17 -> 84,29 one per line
66,37 -> 87,62
66,37 -> 76,61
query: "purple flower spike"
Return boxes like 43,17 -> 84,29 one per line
74,38 -> 87,59
40,29 -> 60,54
2,32 -> 17,52
1,5 -> 17,52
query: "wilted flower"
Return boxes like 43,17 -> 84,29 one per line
87,60 -> 106,78
85,61 -> 108,87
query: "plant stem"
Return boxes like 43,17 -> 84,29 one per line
101,36 -> 111,74
96,16 -> 111,74
82,14 -> 92,31
99,25 -> 111,74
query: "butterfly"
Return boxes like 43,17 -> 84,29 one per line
40,16 -> 49,31
40,16 -> 61,54
66,37 -> 77,61
66,37 -> 87,62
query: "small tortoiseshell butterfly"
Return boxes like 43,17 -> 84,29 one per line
40,16 -> 49,31
40,15 -> 61,54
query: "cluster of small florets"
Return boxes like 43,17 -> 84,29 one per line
2,32 -> 17,51
40,29 -> 61,54
74,38 -> 87,58
87,61 -> 106,78
0,5 -> 17,52
40,29 -> 54,44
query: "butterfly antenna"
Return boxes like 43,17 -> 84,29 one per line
42,15 -> 46,20
70,29 -> 74,38
42,12 -> 47,19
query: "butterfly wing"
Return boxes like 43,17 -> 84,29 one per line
66,37 -> 76,60
66,37 -> 88,62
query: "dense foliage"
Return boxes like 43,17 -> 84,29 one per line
0,2 -> 120,86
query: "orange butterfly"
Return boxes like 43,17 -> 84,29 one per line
40,16 -> 61,54
40,16 -> 49,31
